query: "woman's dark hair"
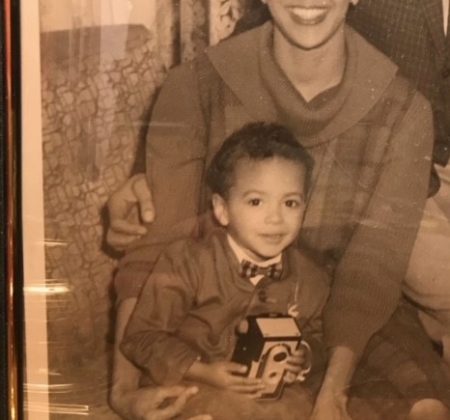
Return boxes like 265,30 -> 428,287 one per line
206,122 -> 314,198
231,1 -> 271,37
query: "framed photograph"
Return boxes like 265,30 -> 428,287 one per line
17,0 -> 450,419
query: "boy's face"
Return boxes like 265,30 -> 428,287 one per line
265,0 -> 358,51
213,157 -> 306,262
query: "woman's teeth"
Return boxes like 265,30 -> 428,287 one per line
290,7 -> 327,21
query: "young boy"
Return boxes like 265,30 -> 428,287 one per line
121,122 -> 329,419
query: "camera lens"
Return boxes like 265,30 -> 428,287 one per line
273,351 -> 287,362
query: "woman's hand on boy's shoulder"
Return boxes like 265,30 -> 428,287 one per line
186,360 -> 266,398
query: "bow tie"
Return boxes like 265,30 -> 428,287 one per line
240,259 -> 283,280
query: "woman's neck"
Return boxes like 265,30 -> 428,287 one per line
273,25 -> 347,102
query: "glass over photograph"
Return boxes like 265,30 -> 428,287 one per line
21,1 -> 450,419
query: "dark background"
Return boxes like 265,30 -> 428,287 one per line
1,1 -> 23,418
1,1 -> 8,416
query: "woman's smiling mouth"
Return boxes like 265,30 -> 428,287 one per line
288,6 -> 329,25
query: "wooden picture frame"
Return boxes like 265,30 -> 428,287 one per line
14,1 -> 450,419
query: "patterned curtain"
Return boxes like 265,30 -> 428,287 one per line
40,0 -> 248,64
39,1 -> 252,413
157,0 -> 247,66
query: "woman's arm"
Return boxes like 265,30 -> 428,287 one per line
143,62 -> 209,245
108,59 -> 209,257
113,60 -> 211,301
310,347 -> 355,420
324,92 -> 434,356
312,92 -> 433,419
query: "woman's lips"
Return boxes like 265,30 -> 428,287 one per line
288,7 -> 328,25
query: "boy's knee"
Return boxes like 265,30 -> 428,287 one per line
407,399 -> 450,420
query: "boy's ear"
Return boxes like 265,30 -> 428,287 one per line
212,193 -> 230,227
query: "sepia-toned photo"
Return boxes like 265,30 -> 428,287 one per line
21,1 -> 450,419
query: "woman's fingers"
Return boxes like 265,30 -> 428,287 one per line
106,228 -> 143,250
132,174 -> 155,223
107,174 -> 154,249
110,219 -> 148,236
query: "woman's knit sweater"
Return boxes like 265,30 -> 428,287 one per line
116,22 -> 433,357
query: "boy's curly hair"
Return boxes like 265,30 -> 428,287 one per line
206,122 -> 314,198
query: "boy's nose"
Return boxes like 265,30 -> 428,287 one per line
265,205 -> 283,224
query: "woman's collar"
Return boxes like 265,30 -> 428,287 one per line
205,21 -> 399,143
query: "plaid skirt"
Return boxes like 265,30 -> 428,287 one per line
345,301 -> 450,419
180,302 -> 450,420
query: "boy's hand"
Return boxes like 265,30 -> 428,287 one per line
283,347 -> 309,384
188,361 -> 266,398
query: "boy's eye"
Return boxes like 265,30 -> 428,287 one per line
285,199 -> 300,208
248,198 -> 262,206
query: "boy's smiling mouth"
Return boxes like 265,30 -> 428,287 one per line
259,233 -> 286,244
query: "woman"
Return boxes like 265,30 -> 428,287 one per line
109,1 -> 450,418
